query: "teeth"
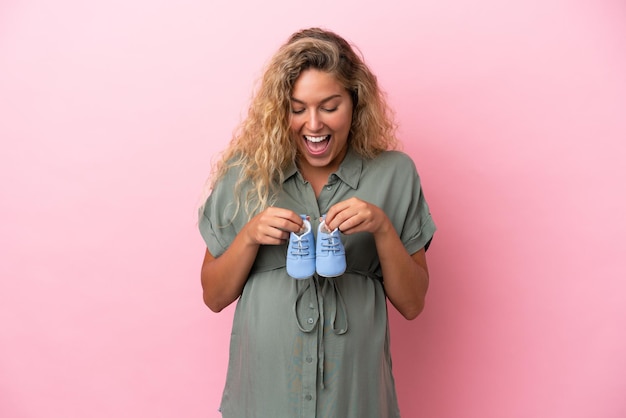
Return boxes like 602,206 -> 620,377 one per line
305,135 -> 329,143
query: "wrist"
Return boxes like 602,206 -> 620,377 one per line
373,216 -> 394,240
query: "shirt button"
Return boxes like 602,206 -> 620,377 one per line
326,185 -> 332,190
305,394 -> 312,401
307,318 -> 314,324
306,356 -> 313,363
309,303 -> 315,309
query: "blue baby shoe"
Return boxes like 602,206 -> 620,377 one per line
315,217 -> 346,277
286,215 -> 316,279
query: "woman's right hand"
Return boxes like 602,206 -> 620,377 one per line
201,207 -> 302,312
242,207 -> 304,246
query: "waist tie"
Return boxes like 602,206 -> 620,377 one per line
292,274 -> 353,389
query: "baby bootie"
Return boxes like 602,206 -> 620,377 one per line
315,217 -> 346,277
286,215 -> 316,279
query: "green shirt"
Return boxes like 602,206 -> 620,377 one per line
199,148 -> 436,418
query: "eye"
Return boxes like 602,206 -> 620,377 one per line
291,108 -> 305,115
322,107 -> 338,113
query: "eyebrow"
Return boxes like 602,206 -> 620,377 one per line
290,94 -> 342,105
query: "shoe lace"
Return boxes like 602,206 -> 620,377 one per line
321,234 -> 341,254
291,235 -> 311,256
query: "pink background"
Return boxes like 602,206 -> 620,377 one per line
1,0 -> 625,417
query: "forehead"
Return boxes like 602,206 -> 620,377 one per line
291,69 -> 347,100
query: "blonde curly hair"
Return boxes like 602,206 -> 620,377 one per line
207,27 -> 398,217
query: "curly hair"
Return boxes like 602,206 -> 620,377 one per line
206,27 -> 398,217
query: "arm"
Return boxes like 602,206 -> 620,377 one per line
324,198 -> 429,320
373,230 -> 429,320
201,207 -> 303,312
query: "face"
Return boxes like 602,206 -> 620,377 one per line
289,69 -> 353,174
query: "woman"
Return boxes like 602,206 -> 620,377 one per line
199,27 -> 436,417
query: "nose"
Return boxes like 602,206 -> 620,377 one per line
306,110 -> 323,132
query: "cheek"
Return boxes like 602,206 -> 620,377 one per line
335,113 -> 352,133
289,123 -> 302,143
289,117 -> 302,133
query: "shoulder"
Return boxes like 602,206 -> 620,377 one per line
377,150 -> 415,164
211,161 -> 250,193
356,151 -> 425,195
365,150 -> 418,174
202,162 -> 251,213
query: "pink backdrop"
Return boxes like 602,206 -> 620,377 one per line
1,0 -> 625,417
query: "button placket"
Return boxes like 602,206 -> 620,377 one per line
301,330 -> 318,416
316,179 -> 338,214
296,278 -> 319,417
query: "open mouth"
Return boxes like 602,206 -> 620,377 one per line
304,135 -> 331,154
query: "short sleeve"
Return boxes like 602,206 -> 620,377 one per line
198,166 -> 247,257
391,153 -> 436,255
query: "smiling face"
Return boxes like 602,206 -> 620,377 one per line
290,69 -> 353,176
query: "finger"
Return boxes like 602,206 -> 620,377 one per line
329,202 -> 368,231
265,208 -> 303,233
256,223 -> 291,245
335,203 -> 376,233
324,200 -> 354,229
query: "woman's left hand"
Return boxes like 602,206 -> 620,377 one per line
325,197 -> 430,320
323,197 -> 392,236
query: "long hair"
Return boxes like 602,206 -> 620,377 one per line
205,28 -> 398,218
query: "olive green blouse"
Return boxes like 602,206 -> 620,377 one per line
199,148 -> 436,418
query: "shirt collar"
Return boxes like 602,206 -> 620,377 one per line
333,147 -> 362,189
282,147 -> 363,190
